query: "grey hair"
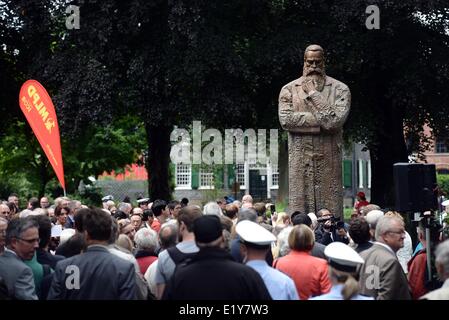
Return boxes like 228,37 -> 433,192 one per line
203,202 -> 222,217
134,228 -> 158,251
435,240 -> 449,278
118,202 -> 132,212
5,218 -> 38,245
304,44 -> 324,57
375,216 -> 403,240
237,208 -> 257,223
159,221 -> 179,249
367,210 -> 384,231
277,226 -> 293,257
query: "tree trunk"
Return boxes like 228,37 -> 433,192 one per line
145,124 -> 173,201
369,104 -> 408,208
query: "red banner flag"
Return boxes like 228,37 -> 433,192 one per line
19,80 -> 65,190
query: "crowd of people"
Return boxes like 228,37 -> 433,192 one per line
0,192 -> 449,300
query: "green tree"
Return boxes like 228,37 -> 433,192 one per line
0,116 -> 146,198
3,0 -> 449,208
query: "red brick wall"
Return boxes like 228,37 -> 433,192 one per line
422,124 -> 449,171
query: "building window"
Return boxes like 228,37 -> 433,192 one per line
436,138 -> 449,153
438,169 -> 449,175
236,164 -> 246,189
199,167 -> 214,189
175,164 -> 191,189
271,164 -> 279,188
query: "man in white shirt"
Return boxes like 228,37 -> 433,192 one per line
155,205 -> 202,299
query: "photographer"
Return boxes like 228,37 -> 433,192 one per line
315,209 -> 349,246
408,213 -> 443,299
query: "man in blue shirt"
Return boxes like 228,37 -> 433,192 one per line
236,220 -> 299,300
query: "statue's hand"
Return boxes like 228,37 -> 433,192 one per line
302,79 -> 315,94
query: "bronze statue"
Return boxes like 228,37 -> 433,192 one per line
278,44 -> 351,218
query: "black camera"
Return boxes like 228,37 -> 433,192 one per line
317,215 -> 335,223
318,215 -> 344,230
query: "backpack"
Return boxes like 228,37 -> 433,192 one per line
166,246 -> 197,266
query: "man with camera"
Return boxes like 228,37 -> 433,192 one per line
315,209 -> 349,246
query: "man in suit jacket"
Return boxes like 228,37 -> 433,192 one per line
358,216 -> 412,300
48,208 -> 136,300
0,218 -> 39,300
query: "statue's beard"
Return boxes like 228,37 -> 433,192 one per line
303,67 -> 326,92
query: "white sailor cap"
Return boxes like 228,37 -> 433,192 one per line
137,198 -> 150,204
236,220 -> 276,247
102,195 -> 114,202
442,200 -> 449,207
324,242 -> 364,273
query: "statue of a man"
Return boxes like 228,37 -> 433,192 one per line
278,44 -> 350,218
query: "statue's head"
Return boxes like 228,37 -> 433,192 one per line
303,44 -> 326,91
303,44 -> 325,76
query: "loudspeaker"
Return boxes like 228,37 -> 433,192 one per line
393,163 -> 438,212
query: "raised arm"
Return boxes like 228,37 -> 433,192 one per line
306,84 -> 351,132
278,84 -> 320,132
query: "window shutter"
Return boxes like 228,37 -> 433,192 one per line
191,164 -> 199,189
227,164 -> 235,187
214,166 -> 224,189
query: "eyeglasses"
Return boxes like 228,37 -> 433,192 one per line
387,230 -> 405,236
17,237 -> 40,244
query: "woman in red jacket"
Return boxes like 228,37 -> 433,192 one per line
274,224 -> 331,299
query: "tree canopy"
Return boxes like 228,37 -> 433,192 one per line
1,0 -> 449,206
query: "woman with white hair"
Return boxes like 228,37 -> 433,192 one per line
272,226 -> 293,260
134,228 -> 159,275
203,201 -> 223,217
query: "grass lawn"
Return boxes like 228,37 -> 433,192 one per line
343,207 -> 353,221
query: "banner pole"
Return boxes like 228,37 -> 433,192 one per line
63,188 -> 67,197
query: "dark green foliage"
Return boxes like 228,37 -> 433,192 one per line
1,0 -> 449,205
